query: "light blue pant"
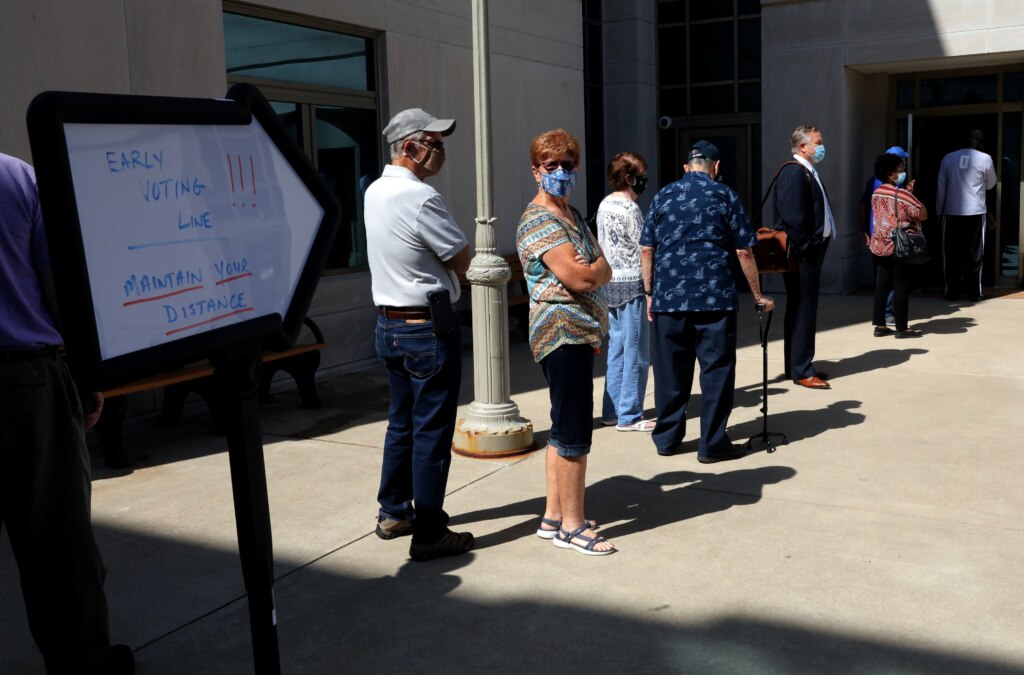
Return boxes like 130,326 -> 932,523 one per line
602,295 -> 651,426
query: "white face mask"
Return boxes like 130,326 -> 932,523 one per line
407,140 -> 446,175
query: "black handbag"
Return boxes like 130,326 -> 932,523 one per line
888,189 -> 930,265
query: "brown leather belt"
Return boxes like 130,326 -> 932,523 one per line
378,306 -> 430,321
0,345 -> 60,365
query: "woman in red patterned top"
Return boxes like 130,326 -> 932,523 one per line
869,153 -> 928,338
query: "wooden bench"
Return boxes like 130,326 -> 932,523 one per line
94,317 -> 327,468
456,253 -> 529,332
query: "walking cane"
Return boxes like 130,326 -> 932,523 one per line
745,302 -> 787,453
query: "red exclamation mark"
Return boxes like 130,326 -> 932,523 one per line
250,155 -> 256,207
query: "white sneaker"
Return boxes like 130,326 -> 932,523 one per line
616,419 -> 656,432
885,315 -> 896,327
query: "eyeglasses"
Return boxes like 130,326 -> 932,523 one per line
538,159 -> 576,173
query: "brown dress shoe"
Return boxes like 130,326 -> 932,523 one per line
794,376 -> 830,389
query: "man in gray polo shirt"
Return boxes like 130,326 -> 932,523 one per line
364,109 -> 473,562
0,152 -> 133,673
936,129 -> 997,301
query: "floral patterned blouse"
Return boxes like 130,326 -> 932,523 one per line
595,195 -> 644,308
869,184 -> 925,257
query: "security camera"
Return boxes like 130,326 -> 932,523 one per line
658,116 -> 673,130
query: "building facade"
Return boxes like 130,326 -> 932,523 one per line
604,0 -> 1023,293
0,0 -> 589,383
2,0 -> 1021,388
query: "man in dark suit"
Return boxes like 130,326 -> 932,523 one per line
773,125 -> 834,390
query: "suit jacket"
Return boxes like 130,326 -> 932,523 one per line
772,161 -> 827,260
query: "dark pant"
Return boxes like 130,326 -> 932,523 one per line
872,255 -> 911,330
783,240 -> 828,380
540,344 -> 594,458
651,311 -> 737,458
941,214 -> 985,299
0,355 -> 114,674
374,316 -> 461,544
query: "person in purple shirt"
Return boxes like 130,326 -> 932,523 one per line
0,152 -> 133,674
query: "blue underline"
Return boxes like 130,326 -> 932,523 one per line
128,237 -> 229,251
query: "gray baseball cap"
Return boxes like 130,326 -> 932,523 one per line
382,108 -> 456,144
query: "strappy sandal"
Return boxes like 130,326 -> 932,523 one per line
553,523 -> 616,556
535,517 -> 598,540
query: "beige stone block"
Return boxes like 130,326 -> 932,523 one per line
0,1 -> 130,158
489,0 -> 582,46
988,26 -> 1024,55
435,42 -> 477,231
125,0 -> 225,97
489,54 -> 530,253
385,0 -> 441,42
253,0 -> 387,29
490,24 -> 584,67
762,0 -> 843,51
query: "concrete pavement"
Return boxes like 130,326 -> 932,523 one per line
2,292 -> 1023,674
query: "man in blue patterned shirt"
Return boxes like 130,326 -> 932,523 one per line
640,141 -> 774,462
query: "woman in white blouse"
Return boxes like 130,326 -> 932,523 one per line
597,152 -> 654,432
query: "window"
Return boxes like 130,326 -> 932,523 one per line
1005,72 -> 1024,102
897,80 -> 916,109
656,0 -> 761,118
921,75 -> 997,107
224,9 -> 380,273
656,0 -> 761,201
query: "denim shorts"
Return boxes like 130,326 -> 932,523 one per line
540,343 -> 594,458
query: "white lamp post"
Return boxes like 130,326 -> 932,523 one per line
452,0 -> 534,457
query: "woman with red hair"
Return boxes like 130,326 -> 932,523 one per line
515,129 -> 615,556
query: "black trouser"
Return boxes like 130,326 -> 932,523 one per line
0,354 -> 114,674
651,311 -> 737,458
783,239 -> 828,380
941,214 -> 985,299
872,254 -> 911,331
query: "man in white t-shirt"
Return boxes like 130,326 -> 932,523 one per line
936,130 -> 997,301
364,108 -> 473,562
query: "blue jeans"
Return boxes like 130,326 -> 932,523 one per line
602,296 -> 650,426
374,316 -> 461,543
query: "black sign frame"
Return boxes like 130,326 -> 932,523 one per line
26,83 -> 340,391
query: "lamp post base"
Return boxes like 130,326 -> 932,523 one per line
452,402 -> 535,458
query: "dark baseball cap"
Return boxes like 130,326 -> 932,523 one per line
688,140 -> 720,161
382,108 -> 456,145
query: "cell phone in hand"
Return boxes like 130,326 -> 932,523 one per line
427,289 -> 456,337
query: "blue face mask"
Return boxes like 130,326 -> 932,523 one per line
895,171 -> 907,185
541,167 -> 577,197
812,144 -> 826,163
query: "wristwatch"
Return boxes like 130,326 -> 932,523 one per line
644,290 -> 652,296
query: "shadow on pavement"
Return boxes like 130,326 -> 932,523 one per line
728,400 -> 865,447
818,347 -> 928,380
451,466 -> 797,548
910,315 -> 977,335
5,521 -> 1021,674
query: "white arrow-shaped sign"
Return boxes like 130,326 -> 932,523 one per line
64,119 -> 323,359
27,84 -> 340,389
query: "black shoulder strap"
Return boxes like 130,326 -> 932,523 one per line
752,160 -> 812,229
